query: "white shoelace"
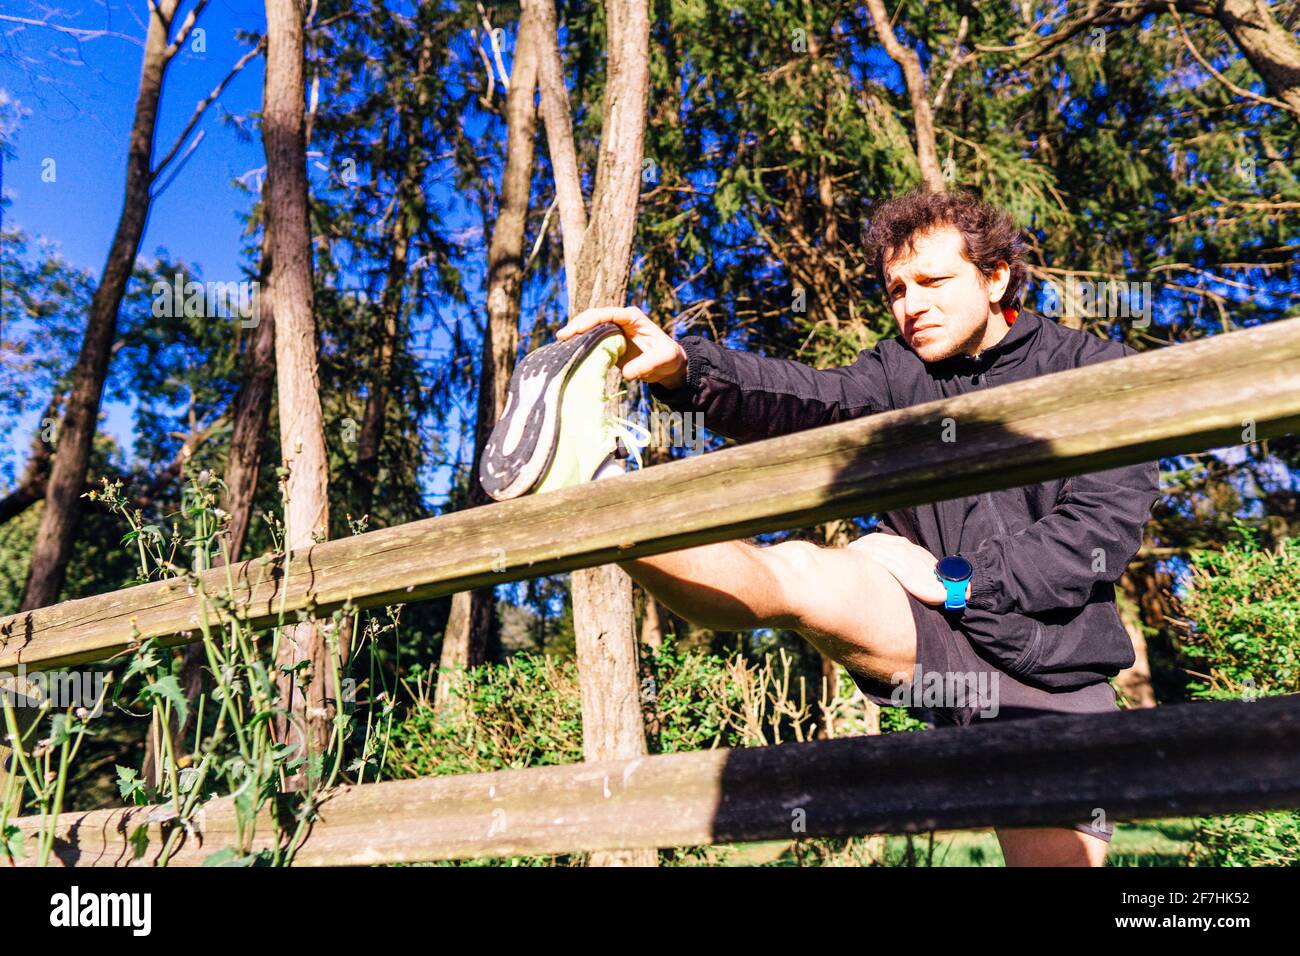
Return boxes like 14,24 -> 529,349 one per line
601,388 -> 653,469
605,414 -> 652,468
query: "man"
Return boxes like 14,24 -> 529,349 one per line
479,189 -> 1160,866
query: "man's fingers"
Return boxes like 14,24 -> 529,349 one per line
620,354 -> 656,380
557,306 -> 640,340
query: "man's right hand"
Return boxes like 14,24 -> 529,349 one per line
558,306 -> 689,390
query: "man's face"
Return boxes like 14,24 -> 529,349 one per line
882,225 -> 1009,362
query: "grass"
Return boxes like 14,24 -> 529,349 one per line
665,818 -> 1198,867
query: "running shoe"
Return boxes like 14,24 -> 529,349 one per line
479,323 -> 651,500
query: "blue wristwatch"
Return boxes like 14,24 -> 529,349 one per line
935,555 -> 974,610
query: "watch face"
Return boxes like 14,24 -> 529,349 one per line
936,555 -> 973,582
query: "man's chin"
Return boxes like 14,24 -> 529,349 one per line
911,339 -> 957,362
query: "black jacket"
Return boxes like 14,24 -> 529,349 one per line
648,309 -> 1161,690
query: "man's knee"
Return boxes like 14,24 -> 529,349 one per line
764,538 -> 896,629
996,827 -> 1109,867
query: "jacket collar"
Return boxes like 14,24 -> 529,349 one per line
924,307 -> 1042,377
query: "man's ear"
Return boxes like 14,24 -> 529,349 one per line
988,260 -> 1011,306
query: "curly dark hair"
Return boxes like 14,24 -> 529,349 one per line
863,189 -> 1029,310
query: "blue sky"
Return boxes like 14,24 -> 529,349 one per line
1,0 -> 485,506
2,1 -> 271,449
3,1 -> 267,282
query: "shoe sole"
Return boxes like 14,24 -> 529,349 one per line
479,322 -> 624,500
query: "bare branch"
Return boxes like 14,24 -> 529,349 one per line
163,0 -> 211,61
863,0 -> 944,190
0,13 -> 145,47
151,130 -> 204,199
931,15 -> 969,111
478,1 -> 511,91
153,37 -> 266,180
1167,3 -> 1300,117
472,28 -> 497,107
527,0 -> 588,309
525,194 -> 560,273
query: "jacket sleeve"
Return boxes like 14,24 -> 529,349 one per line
958,459 -> 1161,615
646,334 -> 892,443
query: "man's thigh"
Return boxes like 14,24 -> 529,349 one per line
771,539 -> 919,684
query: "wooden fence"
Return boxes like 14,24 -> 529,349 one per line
6,316 -> 1300,864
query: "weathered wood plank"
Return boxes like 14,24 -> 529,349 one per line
14,695 -> 1300,866
4,317 -> 1300,672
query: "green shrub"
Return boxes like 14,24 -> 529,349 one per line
384,635 -> 841,780
382,635 -> 911,866
1176,523 -> 1300,865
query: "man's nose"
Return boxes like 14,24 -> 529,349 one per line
904,288 -> 932,323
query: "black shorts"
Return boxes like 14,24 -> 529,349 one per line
847,590 -> 1119,844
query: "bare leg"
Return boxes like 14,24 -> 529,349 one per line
996,827 -> 1109,867
617,537 -> 918,685
620,538 -> 1109,868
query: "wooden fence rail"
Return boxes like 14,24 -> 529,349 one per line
14,695 -> 1300,866
4,317 -> 1300,674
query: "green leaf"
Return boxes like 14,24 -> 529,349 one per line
2,823 -> 26,861
116,765 -> 145,802
128,824 -> 150,861
47,713 -> 73,747
201,846 -> 253,867
145,674 -> 189,728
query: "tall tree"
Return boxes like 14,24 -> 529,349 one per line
17,1 -> 253,611
3,0 -> 244,798
530,0 -> 656,867
353,29 -> 436,522
220,238 -> 279,564
263,0 -> 335,773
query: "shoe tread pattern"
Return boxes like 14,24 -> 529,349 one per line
478,323 -> 622,499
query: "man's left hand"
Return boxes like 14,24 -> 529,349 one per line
847,533 -> 963,607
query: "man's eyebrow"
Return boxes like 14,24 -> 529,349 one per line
886,266 -> 933,285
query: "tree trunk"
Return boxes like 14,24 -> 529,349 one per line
221,238 -> 278,564
1116,567 -> 1160,709
863,0 -> 945,191
434,2 -> 542,720
0,393 -> 61,524
1214,0 -> 1300,117
19,0 -> 187,611
356,31 -> 438,523
529,0 -> 654,867
263,0 -> 334,782
812,520 -> 851,740
3,0 -> 191,804
636,456 -> 686,652
638,592 -> 685,654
